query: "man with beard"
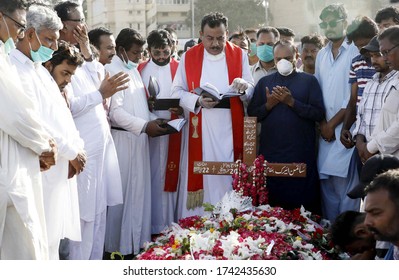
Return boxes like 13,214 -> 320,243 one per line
172,12 -> 254,218
364,169 -> 399,260
340,16 -> 378,149
352,36 -> 399,164
315,3 -> 360,222
104,28 -> 168,258
300,34 -> 325,75
137,29 -> 183,235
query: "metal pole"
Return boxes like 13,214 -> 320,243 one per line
191,0 -> 195,38
264,1 -> 269,26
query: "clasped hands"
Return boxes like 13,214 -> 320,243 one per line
265,86 -> 294,111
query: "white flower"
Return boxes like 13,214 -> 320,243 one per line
153,248 -> 166,256
304,223 -> 316,232
292,240 -> 314,250
265,240 -> 275,255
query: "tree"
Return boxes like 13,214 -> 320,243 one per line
187,0 -> 267,36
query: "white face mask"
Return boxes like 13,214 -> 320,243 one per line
276,59 -> 294,76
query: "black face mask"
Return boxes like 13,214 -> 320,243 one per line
152,56 -> 171,66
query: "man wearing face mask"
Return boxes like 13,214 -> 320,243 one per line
245,28 -> 259,66
0,0 -> 57,260
137,29 -> 183,236
9,4 -> 86,260
250,26 -> 280,85
104,28 -> 168,258
315,3 -> 360,222
54,1 -> 129,260
248,40 -> 325,213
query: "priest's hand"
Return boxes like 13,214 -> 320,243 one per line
70,151 -> 87,175
68,161 -> 77,179
340,129 -> 355,148
319,120 -> 335,142
231,78 -> 248,94
99,71 -> 130,99
198,96 -> 218,109
265,87 -> 279,111
39,139 -> 57,171
169,106 -> 184,116
272,86 -> 294,107
145,119 -> 169,137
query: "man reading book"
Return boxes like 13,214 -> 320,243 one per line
172,12 -> 255,219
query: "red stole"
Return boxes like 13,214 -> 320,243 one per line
138,58 -> 181,192
184,42 -> 244,209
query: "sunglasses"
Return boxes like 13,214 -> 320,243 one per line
2,12 -> 26,35
319,19 -> 344,29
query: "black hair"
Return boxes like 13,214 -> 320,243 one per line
330,211 -> 366,250
375,6 -> 399,24
378,25 -> 399,46
49,39 -> 84,67
256,26 -> 280,40
200,12 -> 228,32
276,27 -> 295,38
146,29 -> 172,50
365,169 -> 399,209
0,0 -> 28,14
115,28 -> 145,52
273,39 -> 297,54
347,16 -> 378,42
88,27 -> 113,50
54,0 -> 79,21
301,34 -> 326,49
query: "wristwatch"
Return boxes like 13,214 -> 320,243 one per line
84,53 -> 94,62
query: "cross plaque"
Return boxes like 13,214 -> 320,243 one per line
193,117 -> 306,177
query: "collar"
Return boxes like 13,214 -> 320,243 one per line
326,37 -> 351,51
204,48 -> 225,61
373,70 -> 398,83
253,60 -> 276,72
10,48 -> 39,68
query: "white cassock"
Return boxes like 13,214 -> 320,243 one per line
9,50 -> 84,259
172,49 -> 254,219
140,60 -> 181,234
105,55 -> 153,255
67,60 -> 123,260
0,44 -> 51,260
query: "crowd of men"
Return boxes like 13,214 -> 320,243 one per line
1,0 -> 399,260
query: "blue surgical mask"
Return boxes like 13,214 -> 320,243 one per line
29,32 -> 54,63
249,42 -> 257,57
2,16 -> 16,54
122,48 -> 138,69
257,44 -> 274,62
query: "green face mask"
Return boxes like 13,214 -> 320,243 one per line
257,44 -> 274,62
249,42 -> 257,57
2,16 -> 16,54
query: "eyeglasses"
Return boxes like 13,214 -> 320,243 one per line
151,49 -> 171,57
381,43 -> 399,57
2,12 -> 26,35
65,18 -> 85,24
319,18 -> 344,29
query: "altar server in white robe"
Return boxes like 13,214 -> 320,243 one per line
0,0 -> 57,260
9,5 -> 86,260
105,28 -> 169,256
172,12 -> 254,219
54,1 -> 129,260
138,29 -> 183,234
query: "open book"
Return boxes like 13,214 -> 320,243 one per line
161,118 -> 187,134
193,82 -> 241,101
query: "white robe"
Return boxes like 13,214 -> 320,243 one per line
140,60 -> 181,234
67,60 -> 123,259
104,55 -> 153,255
172,49 -> 254,219
0,44 -> 51,260
9,50 -> 84,259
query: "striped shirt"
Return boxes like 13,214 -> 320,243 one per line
353,70 -> 399,140
348,54 -> 375,105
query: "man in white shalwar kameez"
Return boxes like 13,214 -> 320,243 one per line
55,1 -> 129,259
104,28 -> 168,256
172,12 -> 254,219
0,0 -> 56,260
138,29 -> 183,234
9,5 -> 86,259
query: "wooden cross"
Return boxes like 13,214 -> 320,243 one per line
193,117 -> 306,177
